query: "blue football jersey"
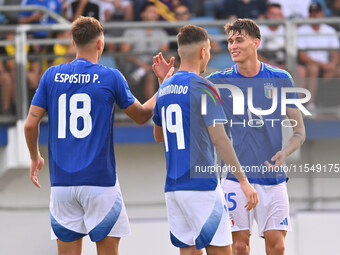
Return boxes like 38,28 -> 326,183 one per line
207,62 -> 298,185
32,58 -> 135,187
153,71 -> 226,192
20,0 -> 62,38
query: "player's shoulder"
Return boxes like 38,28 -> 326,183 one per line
96,64 -> 126,80
206,66 -> 235,79
43,63 -> 64,78
262,63 -> 293,79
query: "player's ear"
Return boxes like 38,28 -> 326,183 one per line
97,38 -> 103,51
72,39 -> 76,48
254,38 -> 260,48
200,47 -> 205,60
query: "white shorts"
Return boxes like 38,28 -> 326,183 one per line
165,187 -> 232,249
50,183 -> 130,242
222,179 -> 291,237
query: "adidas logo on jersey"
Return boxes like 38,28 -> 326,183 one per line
280,217 -> 288,226
229,214 -> 235,227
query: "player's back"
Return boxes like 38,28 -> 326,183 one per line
32,58 -> 135,187
154,71 -> 225,192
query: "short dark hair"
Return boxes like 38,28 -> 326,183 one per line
177,24 -> 210,46
141,2 -> 156,13
71,16 -> 104,47
266,3 -> 282,12
225,18 -> 261,40
309,2 -> 323,13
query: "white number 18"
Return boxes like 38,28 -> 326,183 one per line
58,93 -> 92,139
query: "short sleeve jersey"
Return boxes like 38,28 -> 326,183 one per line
207,62 -> 298,185
32,58 -> 135,187
153,71 -> 226,192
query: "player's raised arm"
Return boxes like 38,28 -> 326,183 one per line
24,105 -> 46,188
208,124 -> 258,210
152,52 -> 175,84
123,66 -> 174,125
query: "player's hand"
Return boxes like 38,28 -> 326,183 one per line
264,150 -> 288,171
152,52 -> 175,81
239,179 -> 258,211
30,155 -> 44,189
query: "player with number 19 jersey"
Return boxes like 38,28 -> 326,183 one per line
153,71 -> 226,192
32,58 -> 135,187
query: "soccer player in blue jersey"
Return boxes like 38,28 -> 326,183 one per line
153,24 -> 258,255
206,19 -> 306,255
24,16 -> 172,255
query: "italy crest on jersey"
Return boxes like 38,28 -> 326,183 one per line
264,83 -> 274,99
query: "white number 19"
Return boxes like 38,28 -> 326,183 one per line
161,104 -> 185,152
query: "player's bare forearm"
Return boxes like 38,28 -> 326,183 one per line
208,124 -> 246,181
283,130 -> 305,157
141,93 -> 157,119
154,124 -> 163,143
208,124 -> 258,210
24,106 -> 46,160
24,121 -> 40,160
283,107 -> 306,157
123,95 -> 156,125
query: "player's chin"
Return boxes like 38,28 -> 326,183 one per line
231,55 -> 239,62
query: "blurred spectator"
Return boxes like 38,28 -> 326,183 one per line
203,0 -> 228,19
226,0 -> 266,20
104,0 -> 134,21
171,4 -> 230,71
66,0 -> 99,21
0,30 -> 42,113
0,59 -> 14,115
258,3 -> 286,68
258,3 -> 307,96
121,2 -> 169,100
313,0 -> 332,16
2,0 -> 22,23
66,0 -> 132,22
51,30 -> 76,66
325,0 -> 340,30
189,0 -> 205,17
98,42 -> 118,69
19,0 -> 63,38
134,0 -> 187,21
104,0 -> 134,53
326,0 -> 340,16
268,0 -> 311,19
169,4 -> 191,50
297,2 -> 340,111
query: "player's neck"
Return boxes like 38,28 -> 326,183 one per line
178,61 -> 200,75
236,59 -> 261,77
76,51 -> 99,64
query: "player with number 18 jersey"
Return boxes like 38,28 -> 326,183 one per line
32,58 -> 135,187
